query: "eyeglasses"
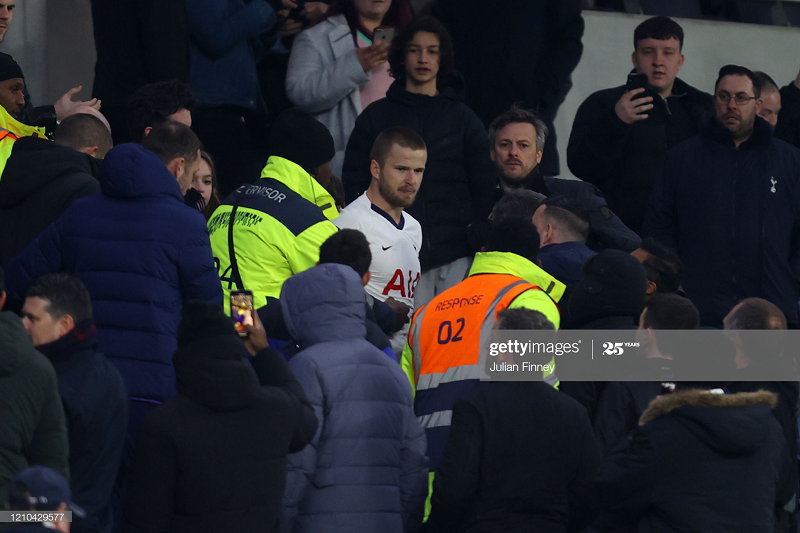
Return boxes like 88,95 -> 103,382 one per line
715,91 -> 757,105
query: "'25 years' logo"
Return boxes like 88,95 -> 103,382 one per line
603,342 -> 625,356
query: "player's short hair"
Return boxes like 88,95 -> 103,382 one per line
26,273 -> 93,323
753,71 -> 779,93
639,237 -> 683,294
488,218 -> 541,264
715,65 -> 762,99
370,127 -> 427,167
319,229 -> 372,278
141,121 -> 201,167
634,16 -> 684,51
488,105 -> 548,153
127,79 -> 195,143
643,293 -> 699,330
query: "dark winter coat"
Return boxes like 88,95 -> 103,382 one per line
281,263 -> 429,532
4,143 -> 223,402
776,81 -> 800,149
645,117 -> 800,326
432,0 -> 584,177
592,357 -> 673,457
426,381 -> 598,533
0,137 -> 101,267
596,389 -> 793,532
0,311 -> 68,505
37,325 -> 128,533
342,79 -> 497,270
568,78 -> 712,234
538,242 -> 596,288
122,335 -> 317,533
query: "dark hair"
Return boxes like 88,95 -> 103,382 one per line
127,80 -> 196,144
325,0 -> 414,45
6,481 -> 34,511
490,189 -> 546,224
488,218 -> 540,264
319,229 -> 372,278
634,16 -> 684,51
26,273 -> 93,323
326,175 -> 346,209
388,16 -> 454,80
638,237 -> 683,293
370,127 -> 427,167
199,151 -> 221,220
643,293 -> 699,330
497,308 -> 555,331
141,121 -> 202,167
488,105 -> 548,153
715,65 -> 762,99
540,195 -> 590,244
54,114 -> 114,158
753,71 -> 779,93
727,298 -> 788,362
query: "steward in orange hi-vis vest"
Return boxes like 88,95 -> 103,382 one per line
400,251 -> 564,477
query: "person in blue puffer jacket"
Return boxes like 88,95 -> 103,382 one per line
281,262 -> 428,533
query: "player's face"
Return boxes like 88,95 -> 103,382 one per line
377,145 -> 426,209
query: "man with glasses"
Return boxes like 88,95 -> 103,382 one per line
646,65 -> 800,328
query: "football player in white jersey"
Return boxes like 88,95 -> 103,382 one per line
335,127 -> 427,356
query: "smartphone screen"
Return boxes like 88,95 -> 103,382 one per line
230,291 -> 254,337
373,28 -> 395,45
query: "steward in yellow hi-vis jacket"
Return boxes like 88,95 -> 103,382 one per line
207,109 -> 339,311
0,53 -> 47,181
400,219 -> 565,516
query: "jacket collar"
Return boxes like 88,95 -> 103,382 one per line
469,251 -> 566,303
639,389 -> 776,425
702,114 -> 773,150
326,15 -> 354,58
260,156 -> 339,221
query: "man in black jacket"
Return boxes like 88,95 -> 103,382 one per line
567,16 -> 712,235
0,113 -> 111,267
427,308 -> 598,533
122,301 -> 317,533
487,105 -> 641,253
432,0 -> 583,177
21,273 -> 127,533
646,65 -> 800,327
342,17 -> 496,308
776,67 -> 800,149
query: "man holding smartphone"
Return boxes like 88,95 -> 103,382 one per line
567,16 -> 712,235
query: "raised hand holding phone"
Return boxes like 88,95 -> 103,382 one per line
243,309 -> 269,357
615,87 -> 654,124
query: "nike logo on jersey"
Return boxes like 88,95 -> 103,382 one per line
382,245 -> 393,251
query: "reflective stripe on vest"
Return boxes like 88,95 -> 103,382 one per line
411,275 -> 544,430
0,128 -> 20,142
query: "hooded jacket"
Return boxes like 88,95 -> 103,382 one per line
776,81 -> 800,149
342,79 -> 497,270
208,156 -> 339,311
281,264 -> 429,533
0,137 -> 101,267
122,328 -> 317,533
4,144 -> 223,402
568,78 -> 712,234
0,311 -> 69,505
646,117 -> 800,326
596,389 -> 793,532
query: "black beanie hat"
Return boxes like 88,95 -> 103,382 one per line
269,108 -> 335,171
0,53 -> 23,83
177,301 -> 238,349
568,249 -> 648,324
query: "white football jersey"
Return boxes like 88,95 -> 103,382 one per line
334,193 -> 422,309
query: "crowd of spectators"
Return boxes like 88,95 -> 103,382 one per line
1,2 -> 799,533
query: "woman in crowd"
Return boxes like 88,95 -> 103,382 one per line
286,0 -> 414,177
191,151 -> 222,220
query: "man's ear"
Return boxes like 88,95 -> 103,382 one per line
490,147 -> 497,163
370,160 -> 381,180
166,157 -> 185,180
0,290 -> 6,310
362,271 -> 371,287
143,126 -> 153,138
80,146 -> 100,157
58,313 -> 75,337
535,150 -> 543,165
646,280 -> 658,296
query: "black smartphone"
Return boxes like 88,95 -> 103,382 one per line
230,290 -> 254,337
626,72 -> 649,92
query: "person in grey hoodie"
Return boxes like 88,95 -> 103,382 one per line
281,263 -> 428,532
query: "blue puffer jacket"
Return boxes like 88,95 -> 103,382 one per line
5,143 -> 222,402
281,264 -> 429,533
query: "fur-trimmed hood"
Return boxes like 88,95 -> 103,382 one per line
639,389 -> 778,455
